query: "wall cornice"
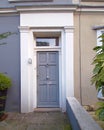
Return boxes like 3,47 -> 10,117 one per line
1,5 -> 104,13
16,5 -> 77,12
0,5 -> 77,14
76,5 -> 104,12
8,0 -> 53,2
0,8 -> 17,14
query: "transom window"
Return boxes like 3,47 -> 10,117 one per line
36,37 -> 59,47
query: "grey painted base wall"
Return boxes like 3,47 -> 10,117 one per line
0,14 -> 20,112
66,97 -> 102,130
0,0 -> 73,8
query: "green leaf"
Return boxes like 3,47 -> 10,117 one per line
99,109 -> 104,121
95,108 -> 102,116
96,102 -> 104,108
96,82 -> 102,90
95,102 -> 104,121
96,53 -> 104,59
93,64 -> 102,74
98,33 -> 104,39
0,96 -> 6,99
93,46 -> 102,52
91,33 -> 104,91
0,32 -> 16,40
0,73 -> 12,90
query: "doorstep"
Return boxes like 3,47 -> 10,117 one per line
34,108 -> 61,112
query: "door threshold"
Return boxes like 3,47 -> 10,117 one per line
34,108 -> 61,112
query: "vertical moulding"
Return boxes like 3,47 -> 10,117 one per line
64,26 -> 74,98
19,26 -> 33,113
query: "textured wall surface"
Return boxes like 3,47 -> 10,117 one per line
0,0 -> 73,8
0,15 -> 20,112
74,12 -> 104,105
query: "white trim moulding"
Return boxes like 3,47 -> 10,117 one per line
8,0 -> 53,2
16,6 -> 77,12
76,7 -> 104,12
0,8 -> 17,14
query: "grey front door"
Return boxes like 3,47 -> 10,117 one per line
37,51 -> 59,107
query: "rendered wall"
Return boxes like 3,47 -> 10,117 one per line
74,12 -> 104,105
0,0 -> 72,8
0,14 -> 20,112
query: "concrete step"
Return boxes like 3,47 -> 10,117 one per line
34,108 -> 61,112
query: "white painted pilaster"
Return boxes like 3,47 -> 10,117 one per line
60,30 -> 66,111
64,26 -> 74,98
19,26 -> 33,113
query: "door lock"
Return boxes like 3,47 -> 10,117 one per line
46,76 -> 49,79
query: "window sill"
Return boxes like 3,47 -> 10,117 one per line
34,46 -> 61,51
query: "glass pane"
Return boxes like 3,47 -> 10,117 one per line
36,38 -> 58,46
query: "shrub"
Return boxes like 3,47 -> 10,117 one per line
0,73 -> 12,90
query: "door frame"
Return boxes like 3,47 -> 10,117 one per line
34,47 -> 61,109
20,27 -> 74,113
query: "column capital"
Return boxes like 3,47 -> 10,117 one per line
18,26 -> 30,33
64,26 -> 74,33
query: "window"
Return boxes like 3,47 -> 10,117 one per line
93,26 -> 104,46
81,0 -> 104,2
36,37 -> 59,47
97,30 -> 104,46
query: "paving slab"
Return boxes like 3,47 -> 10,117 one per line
0,111 -> 72,130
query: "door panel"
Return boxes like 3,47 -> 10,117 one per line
37,51 -> 59,107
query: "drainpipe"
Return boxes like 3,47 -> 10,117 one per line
78,0 -> 83,105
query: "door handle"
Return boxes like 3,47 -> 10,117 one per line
46,76 -> 49,80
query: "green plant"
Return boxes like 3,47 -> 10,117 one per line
63,124 -> 72,130
91,33 -> 104,95
0,32 -> 16,45
0,73 -> 12,90
0,32 -> 14,120
95,102 -> 104,121
0,32 -> 14,90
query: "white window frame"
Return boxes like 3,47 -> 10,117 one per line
97,29 -> 104,46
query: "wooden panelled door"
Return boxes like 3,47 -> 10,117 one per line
37,51 -> 59,107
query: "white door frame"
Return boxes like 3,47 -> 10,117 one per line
33,28 -> 62,110
19,11 -> 75,113
19,26 -> 74,113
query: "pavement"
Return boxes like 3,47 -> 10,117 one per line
0,111 -> 72,130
